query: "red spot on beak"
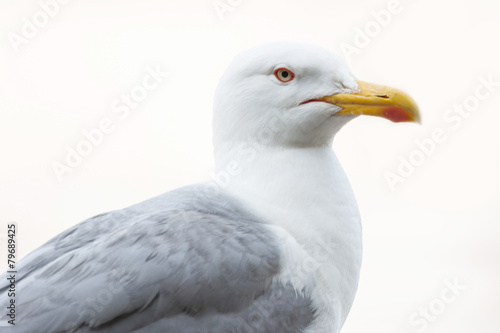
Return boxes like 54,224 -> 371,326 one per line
383,107 -> 414,123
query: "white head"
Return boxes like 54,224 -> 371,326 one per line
213,42 -> 419,154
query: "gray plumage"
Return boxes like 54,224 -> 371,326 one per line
0,185 -> 315,332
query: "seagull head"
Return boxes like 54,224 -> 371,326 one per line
213,42 -> 420,150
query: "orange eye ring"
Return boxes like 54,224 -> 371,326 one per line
274,68 -> 295,83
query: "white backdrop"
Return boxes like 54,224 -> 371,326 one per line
1,0 -> 499,332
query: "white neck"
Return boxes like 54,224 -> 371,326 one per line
216,142 -> 362,332
215,142 -> 361,239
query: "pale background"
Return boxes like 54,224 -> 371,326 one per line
1,0 -> 499,332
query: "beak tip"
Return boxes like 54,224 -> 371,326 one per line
383,106 -> 421,124
324,80 -> 421,124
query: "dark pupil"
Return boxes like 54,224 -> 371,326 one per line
281,71 -> 289,78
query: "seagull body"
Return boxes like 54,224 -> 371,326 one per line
1,42 -> 419,332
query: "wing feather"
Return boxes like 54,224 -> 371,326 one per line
0,185 -> 314,332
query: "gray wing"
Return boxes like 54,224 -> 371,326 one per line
0,185 -> 314,333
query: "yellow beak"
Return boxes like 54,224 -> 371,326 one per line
320,81 -> 421,123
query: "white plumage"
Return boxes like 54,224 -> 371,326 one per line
1,42 -> 419,333
214,43 -> 363,332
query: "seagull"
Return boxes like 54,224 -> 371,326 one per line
1,42 -> 419,333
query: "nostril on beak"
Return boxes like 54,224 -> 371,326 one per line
376,94 -> 389,99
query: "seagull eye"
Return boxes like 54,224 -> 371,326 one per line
274,68 -> 295,83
